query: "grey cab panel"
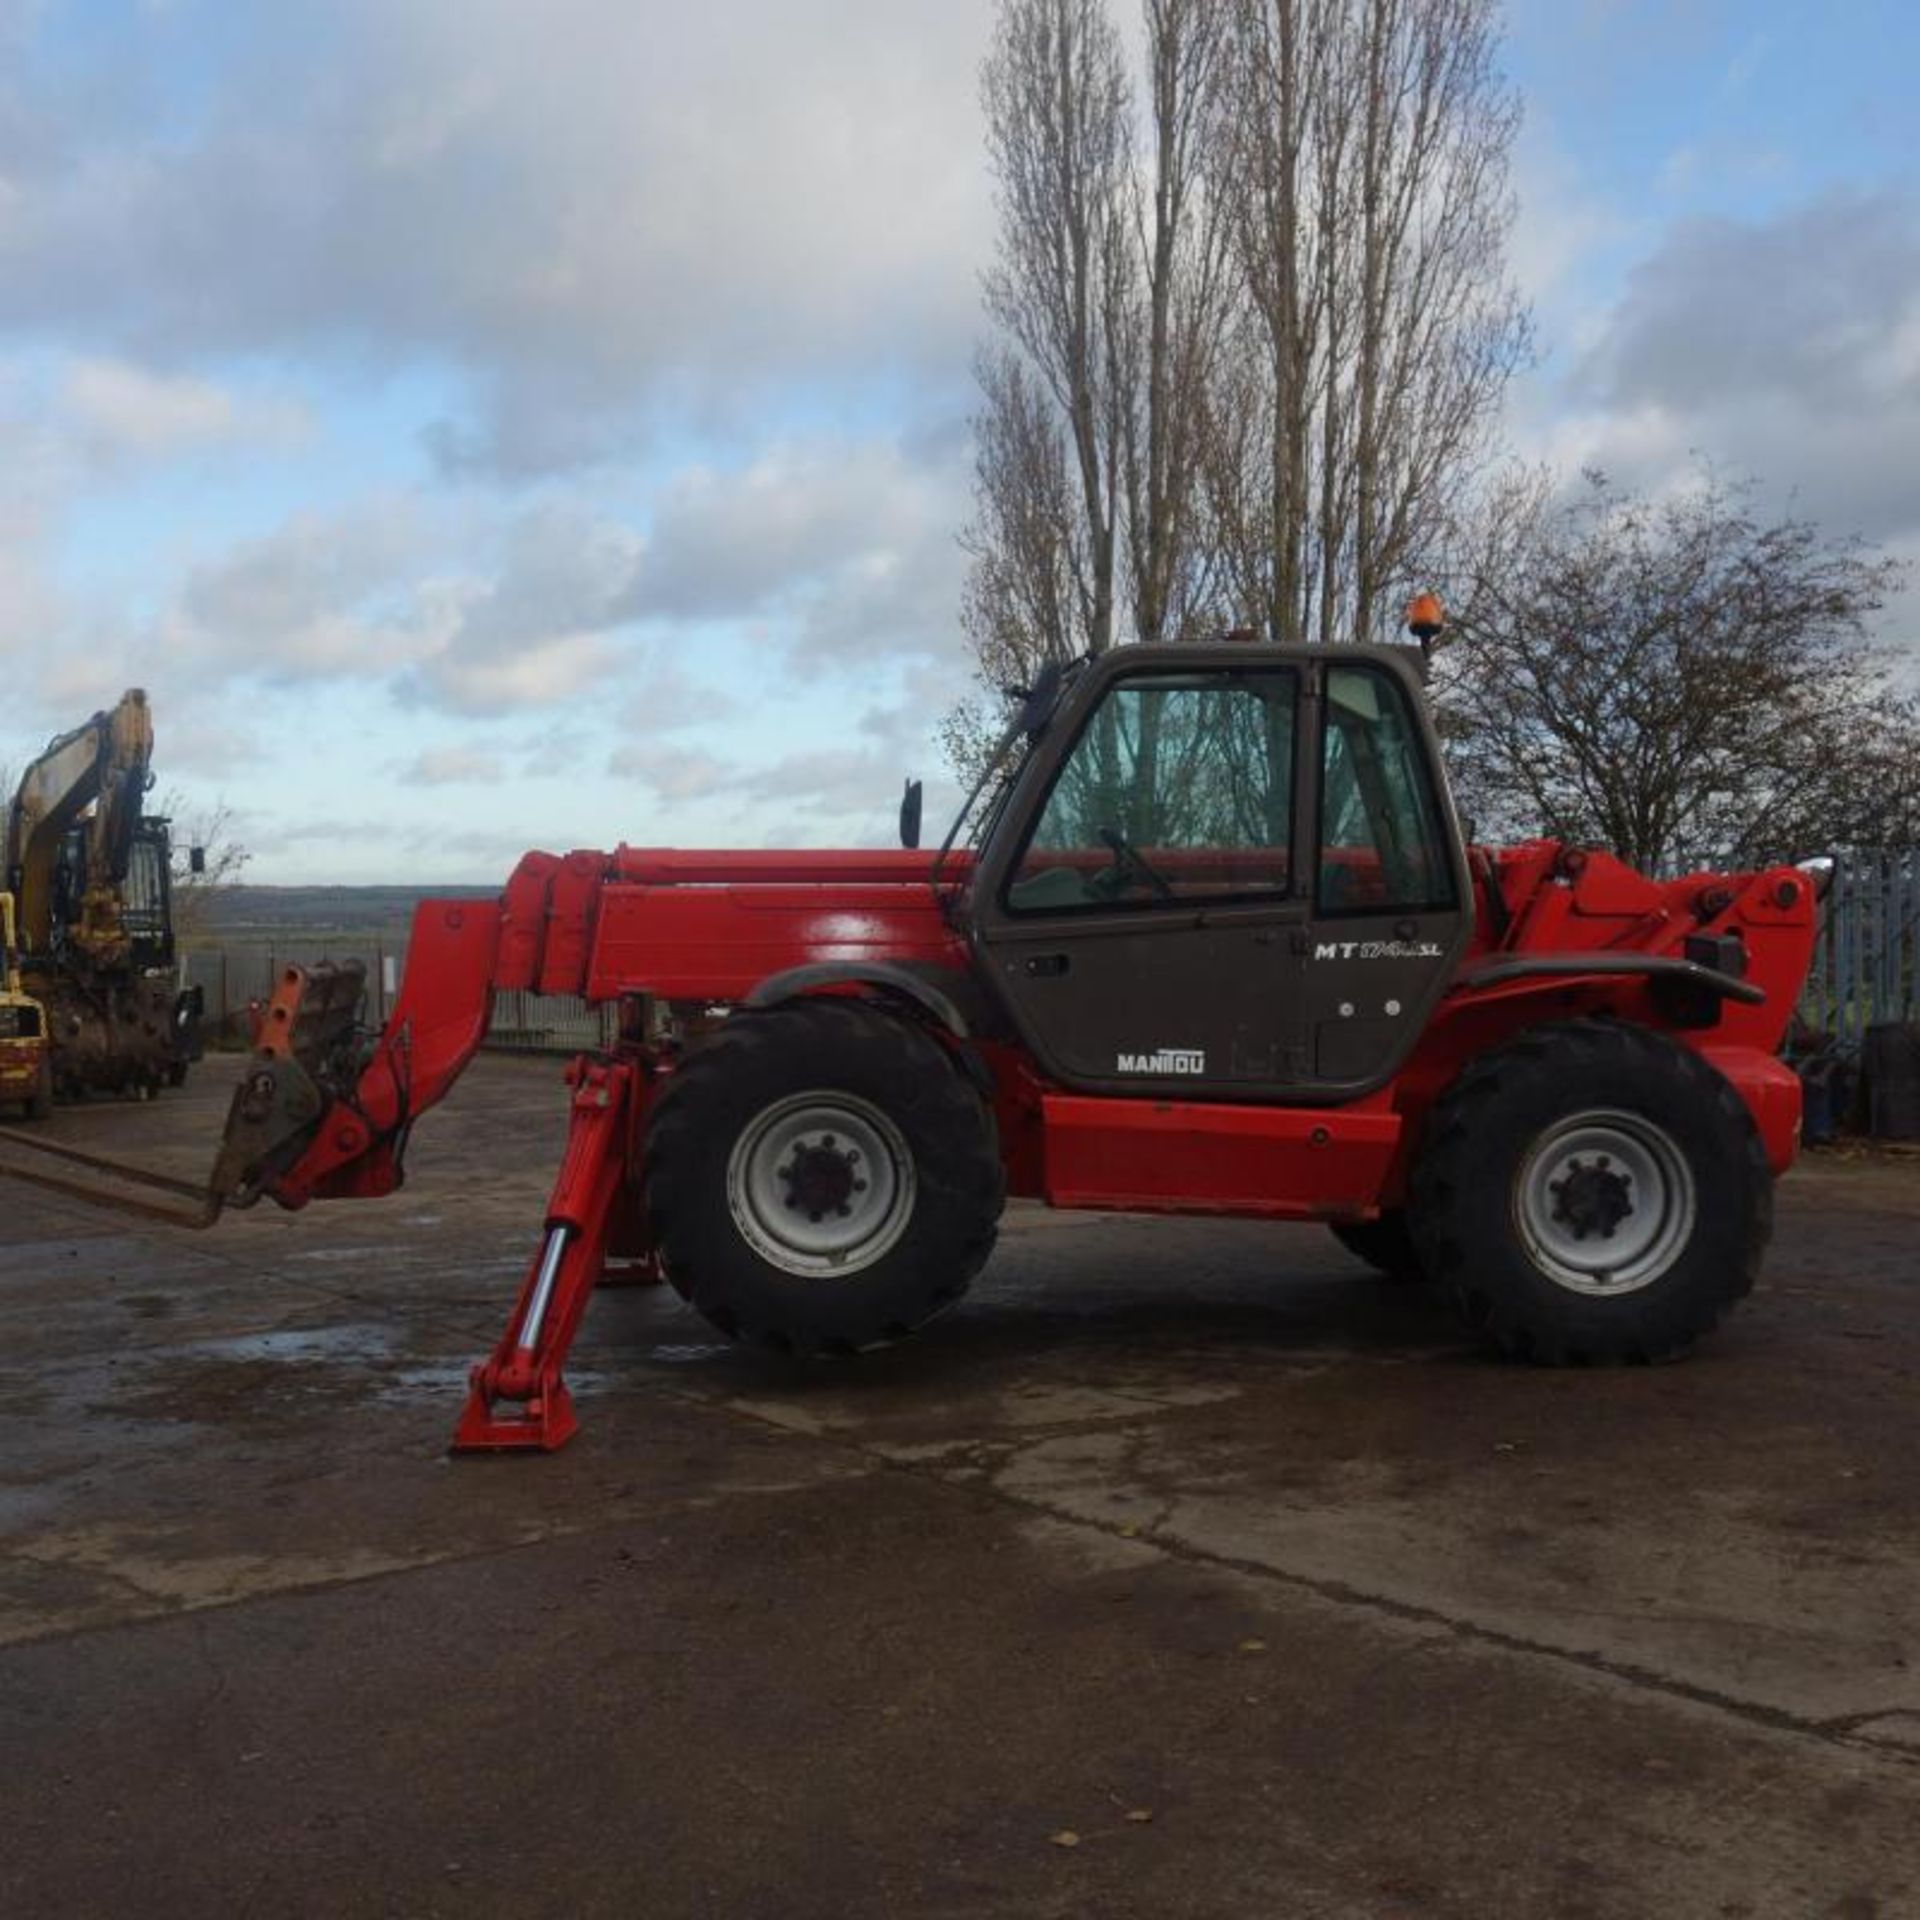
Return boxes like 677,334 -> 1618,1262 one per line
966,644 -> 1472,1105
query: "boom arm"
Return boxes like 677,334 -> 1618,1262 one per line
210,843 -> 968,1214
5,689 -> 155,961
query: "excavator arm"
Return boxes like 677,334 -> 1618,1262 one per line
5,689 -> 155,965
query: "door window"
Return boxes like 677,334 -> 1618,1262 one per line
1008,670 -> 1297,913
1318,665 -> 1453,914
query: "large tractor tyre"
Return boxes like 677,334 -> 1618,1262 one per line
1409,1021 -> 1769,1365
1329,1211 -> 1427,1281
26,1055 -> 53,1122
645,998 -> 1005,1355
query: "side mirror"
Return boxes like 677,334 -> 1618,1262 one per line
1016,660 -> 1066,739
898,779 -> 923,851
189,845 -> 207,876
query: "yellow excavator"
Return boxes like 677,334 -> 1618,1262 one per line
3,689 -> 203,1100
0,890 -> 52,1119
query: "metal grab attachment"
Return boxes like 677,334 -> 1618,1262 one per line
0,1125 -> 222,1230
451,1056 -> 645,1453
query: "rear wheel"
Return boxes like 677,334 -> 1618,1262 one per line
645,999 -> 1004,1354
1328,1211 -> 1426,1281
1409,1021 -> 1769,1364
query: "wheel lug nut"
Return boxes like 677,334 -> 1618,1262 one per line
836,1204 -> 851,1217
853,1179 -> 867,1192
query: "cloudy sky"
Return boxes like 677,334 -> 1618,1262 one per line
1,0 -> 1915,883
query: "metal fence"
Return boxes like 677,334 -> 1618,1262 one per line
180,942 -> 613,1055
1800,849 -> 1920,1047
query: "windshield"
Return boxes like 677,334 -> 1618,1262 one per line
930,658 -> 1089,893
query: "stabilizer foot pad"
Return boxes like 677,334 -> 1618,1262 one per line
450,1374 -> 579,1453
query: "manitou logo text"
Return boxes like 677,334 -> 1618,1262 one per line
1115,1047 -> 1207,1075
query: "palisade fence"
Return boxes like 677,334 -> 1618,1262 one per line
178,942 -> 616,1055
180,848 -> 1920,1062
1800,848 -> 1920,1048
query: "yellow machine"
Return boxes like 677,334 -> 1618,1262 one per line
3,690 -> 202,1099
0,891 -> 53,1120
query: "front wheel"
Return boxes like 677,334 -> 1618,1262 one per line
1409,1021 -> 1769,1364
645,999 -> 1005,1355
26,1054 -> 53,1122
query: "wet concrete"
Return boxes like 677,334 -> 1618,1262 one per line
1,1054 -> 1917,1918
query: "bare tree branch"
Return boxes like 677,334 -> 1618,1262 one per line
1434,469 -> 1920,870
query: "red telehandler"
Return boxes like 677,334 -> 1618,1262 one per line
4,623 -> 1822,1452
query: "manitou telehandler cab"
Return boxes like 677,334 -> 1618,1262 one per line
2,618 -> 1820,1451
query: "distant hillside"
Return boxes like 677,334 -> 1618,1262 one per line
190,884 -> 488,945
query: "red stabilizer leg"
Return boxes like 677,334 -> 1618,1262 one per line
451,1057 -> 640,1453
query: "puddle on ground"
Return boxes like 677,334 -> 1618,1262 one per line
186,1325 -> 404,1365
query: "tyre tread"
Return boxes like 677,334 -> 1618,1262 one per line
646,998 -> 1003,1354
1409,1019 -> 1769,1366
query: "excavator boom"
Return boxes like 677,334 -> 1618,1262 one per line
3,690 -> 201,1097
6,690 -> 154,958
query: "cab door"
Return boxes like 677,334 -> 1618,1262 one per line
1296,659 -> 1471,1090
968,648 -> 1469,1104
970,658 -> 1314,1100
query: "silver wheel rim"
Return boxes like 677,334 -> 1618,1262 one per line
726,1091 -> 916,1278
1513,1109 -> 1696,1297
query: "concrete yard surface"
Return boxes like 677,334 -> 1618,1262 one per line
2,1053 -> 1917,1918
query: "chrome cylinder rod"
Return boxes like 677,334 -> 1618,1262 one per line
516,1224 -> 571,1353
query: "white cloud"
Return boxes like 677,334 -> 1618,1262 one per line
634,437 -> 970,664
61,357 -> 308,461
607,743 -> 734,801
145,497 -> 635,714
406,631 -> 613,716
174,500 -> 441,676
0,0 -> 995,475
398,745 -> 505,786
615,662 -> 741,735
1530,189 -> 1920,557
